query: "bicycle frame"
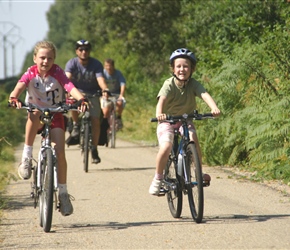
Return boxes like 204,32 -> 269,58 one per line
177,121 -> 190,184
161,121 -> 192,195
12,101 -> 81,232
37,111 -> 59,190
151,111 -> 214,223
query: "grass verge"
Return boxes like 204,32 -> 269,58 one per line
0,146 -> 18,217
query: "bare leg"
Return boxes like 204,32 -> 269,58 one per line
116,100 -> 124,117
25,111 -> 42,146
102,107 -> 111,119
155,141 -> 172,175
51,128 -> 67,184
70,110 -> 79,124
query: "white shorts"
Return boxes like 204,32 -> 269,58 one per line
100,97 -> 113,109
157,121 -> 196,145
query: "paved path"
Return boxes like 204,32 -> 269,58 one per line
1,136 -> 290,249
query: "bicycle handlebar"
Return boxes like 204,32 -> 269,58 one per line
85,89 -> 112,97
8,100 -> 81,113
150,112 -> 214,123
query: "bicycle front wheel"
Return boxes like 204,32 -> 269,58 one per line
110,111 -> 116,148
39,148 -> 54,232
165,155 -> 182,218
185,142 -> 204,223
31,164 -> 38,209
83,121 -> 89,172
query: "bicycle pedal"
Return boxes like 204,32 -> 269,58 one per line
157,188 -> 167,196
203,182 -> 210,187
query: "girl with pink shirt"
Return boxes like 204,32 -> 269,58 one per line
9,41 -> 87,216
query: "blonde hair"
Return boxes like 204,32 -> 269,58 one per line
34,41 -> 57,58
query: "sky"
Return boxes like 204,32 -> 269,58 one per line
0,0 -> 54,79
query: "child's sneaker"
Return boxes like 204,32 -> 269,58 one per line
18,158 -> 32,180
59,193 -> 74,216
149,178 -> 163,195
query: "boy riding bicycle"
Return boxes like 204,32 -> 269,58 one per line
149,48 -> 221,195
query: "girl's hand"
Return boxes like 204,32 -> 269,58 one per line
8,97 -> 22,109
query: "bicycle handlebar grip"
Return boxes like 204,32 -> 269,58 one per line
203,113 -> 213,118
102,89 -> 112,96
8,99 -> 26,108
150,118 -> 158,122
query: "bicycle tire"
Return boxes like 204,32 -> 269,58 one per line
110,111 -> 116,148
31,165 -> 38,209
39,148 -> 54,232
185,142 -> 204,223
165,155 -> 183,218
38,159 -> 43,227
83,121 -> 89,172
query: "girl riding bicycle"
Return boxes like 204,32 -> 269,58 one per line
9,41 -> 87,216
149,48 -> 221,195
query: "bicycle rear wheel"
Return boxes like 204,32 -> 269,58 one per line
165,155 -> 182,218
83,121 -> 89,172
39,148 -> 54,232
185,142 -> 204,223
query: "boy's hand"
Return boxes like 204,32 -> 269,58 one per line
211,108 -> 221,117
156,113 -> 167,121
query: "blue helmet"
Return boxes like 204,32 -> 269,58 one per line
75,39 -> 92,50
169,48 -> 197,64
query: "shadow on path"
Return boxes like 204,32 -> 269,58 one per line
203,213 -> 290,224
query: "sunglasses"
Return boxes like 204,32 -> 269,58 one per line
78,48 -> 90,52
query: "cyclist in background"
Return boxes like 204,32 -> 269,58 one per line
101,58 -> 126,129
8,41 -> 87,215
65,39 -> 109,164
149,48 -> 221,195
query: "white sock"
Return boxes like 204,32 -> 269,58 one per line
22,144 -> 33,161
58,184 -> 67,194
154,173 -> 164,180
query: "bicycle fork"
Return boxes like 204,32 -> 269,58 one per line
178,143 -> 199,189
36,146 -> 59,208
